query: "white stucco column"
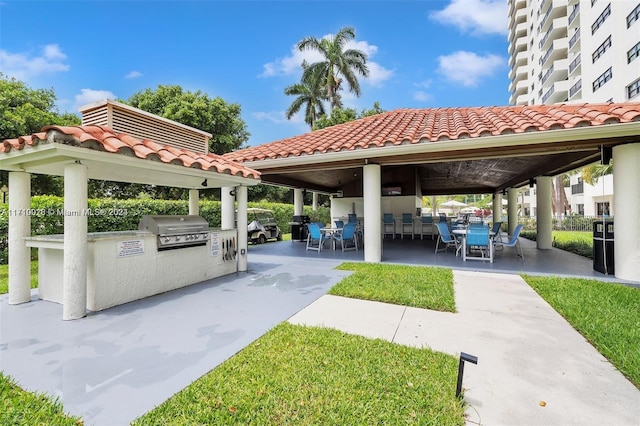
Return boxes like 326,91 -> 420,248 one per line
8,171 -> 31,305
312,192 -> 318,211
236,185 -> 248,272
507,188 -> 518,236
536,176 -> 553,250
613,143 -> 640,282
188,189 -> 199,215
63,162 -> 88,320
492,193 -> 502,224
363,164 -> 382,262
293,188 -> 303,216
221,186 -> 235,230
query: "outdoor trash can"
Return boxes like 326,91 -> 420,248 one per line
593,220 -> 614,274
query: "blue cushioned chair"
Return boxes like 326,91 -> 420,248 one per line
494,224 -> 524,260
333,222 -> 358,251
401,213 -> 414,239
420,215 -> 434,240
463,225 -> 493,263
306,222 -> 326,252
435,222 -> 458,253
383,213 -> 395,239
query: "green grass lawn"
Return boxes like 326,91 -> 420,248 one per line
552,230 -> 592,244
0,261 -> 38,295
133,323 -> 465,425
331,262 -> 456,312
523,275 -> 640,388
0,372 -> 82,426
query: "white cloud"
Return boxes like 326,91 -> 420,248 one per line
74,89 -> 116,108
261,33 -> 393,86
413,91 -> 432,102
430,0 -> 508,36
436,51 -> 506,87
0,43 -> 69,81
125,70 -> 143,79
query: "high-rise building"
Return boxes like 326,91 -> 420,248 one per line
508,0 -> 640,106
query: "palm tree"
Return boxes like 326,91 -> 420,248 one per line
297,26 -> 369,110
581,160 -> 613,185
284,66 -> 328,129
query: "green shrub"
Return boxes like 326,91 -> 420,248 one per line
0,196 -> 331,264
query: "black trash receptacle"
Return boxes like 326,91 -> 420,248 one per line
593,220 -> 614,274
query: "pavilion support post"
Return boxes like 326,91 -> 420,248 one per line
236,185 -> 248,272
613,143 -> 640,282
507,188 -> 518,237
536,176 -> 553,250
312,192 -> 318,212
293,189 -> 303,216
221,186 -> 235,230
8,171 -> 31,305
492,193 -> 502,224
188,189 -> 199,215
63,162 -> 88,320
363,164 -> 382,262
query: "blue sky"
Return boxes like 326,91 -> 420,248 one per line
0,0 -> 510,147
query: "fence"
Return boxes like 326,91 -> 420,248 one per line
520,215 -> 612,232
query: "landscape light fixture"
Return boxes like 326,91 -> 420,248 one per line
229,188 -> 237,197
201,179 -> 208,187
1,185 -> 7,204
456,352 -> 478,398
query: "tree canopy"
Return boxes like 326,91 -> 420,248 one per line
284,65 -> 329,129
0,73 -> 81,196
297,26 -> 369,111
126,85 -> 250,155
313,102 -> 385,130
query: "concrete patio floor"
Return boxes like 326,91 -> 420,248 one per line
1,237 -> 637,425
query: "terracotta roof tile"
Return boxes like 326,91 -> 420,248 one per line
223,103 -> 640,163
1,125 -> 260,180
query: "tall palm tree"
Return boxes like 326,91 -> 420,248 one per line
284,66 -> 328,129
297,26 -> 369,110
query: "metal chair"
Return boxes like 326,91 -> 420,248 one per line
494,224 -> 524,260
334,220 -> 344,229
463,225 -> 493,263
435,222 -> 459,253
332,222 -> 358,251
306,223 -> 325,252
420,215 -> 434,240
401,213 -> 414,239
383,213 -> 395,239
348,213 -> 357,223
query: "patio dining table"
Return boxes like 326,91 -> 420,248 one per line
321,227 -> 343,250
454,227 -> 494,262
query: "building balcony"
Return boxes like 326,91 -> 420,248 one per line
509,0 -> 527,20
509,63 -> 529,82
540,38 -> 568,68
568,2 -> 580,25
539,18 -> 568,51
542,80 -> 569,104
539,0 -> 568,33
509,92 -> 530,106
569,79 -> 582,99
510,79 -> 529,97
569,28 -> 580,50
509,50 -> 528,69
508,34 -> 528,56
568,54 -> 581,75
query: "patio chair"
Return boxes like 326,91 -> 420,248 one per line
383,213 -> 395,239
332,222 -> 358,251
306,223 -> 326,252
335,220 -> 344,229
420,215 -> 434,240
491,221 -> 503,242
401,213 -> 414,239
494,224 -> 524,260
463,225 -> 493,263
348,213 -> 357,223
435,222 -> 459,253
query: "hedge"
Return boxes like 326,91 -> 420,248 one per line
0,196 -> 330,264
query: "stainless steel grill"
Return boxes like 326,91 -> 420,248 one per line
139,215 -> 209,250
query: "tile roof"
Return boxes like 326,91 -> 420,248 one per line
223,103 -> 640,163
1,125 -> 260,180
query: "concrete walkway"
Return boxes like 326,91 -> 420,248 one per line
289,270 -> 640,426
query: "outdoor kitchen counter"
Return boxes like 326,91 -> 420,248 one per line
25,228 -> 238,312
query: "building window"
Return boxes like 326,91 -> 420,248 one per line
592,3 -> 611,34
628,41 -> 640,63
592,35 -> 612,63
577,204 -> 584,215
628,3 -> 640,28
593,67 -> 612,92
596,202 -> 610,217
628,78 -> 640,99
